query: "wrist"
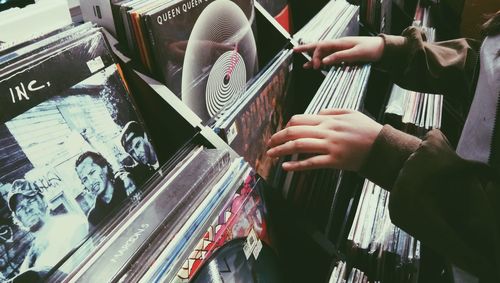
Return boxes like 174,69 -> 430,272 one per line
372,36 -> 385,62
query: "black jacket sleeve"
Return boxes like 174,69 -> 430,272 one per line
377,26 -> 480,98
361,126 -> 500,281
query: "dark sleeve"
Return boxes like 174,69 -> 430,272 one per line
376,26 -> 480,97
362,126 -> 500,280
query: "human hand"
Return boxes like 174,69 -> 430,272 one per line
266,109 -> 383,171
293,37 -> 385,69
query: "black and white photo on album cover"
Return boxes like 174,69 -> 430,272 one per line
0,64 -> 158,281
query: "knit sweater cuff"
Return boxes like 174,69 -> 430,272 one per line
360,125 -> 421,190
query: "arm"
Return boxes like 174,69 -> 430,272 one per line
293,27 -> 480,97
267,110 -> 500,280
378,26 -> 480,96
361,126 -> 500,281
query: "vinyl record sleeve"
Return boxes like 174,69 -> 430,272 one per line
48,143 -> 205,282
136,158 -> 250,283
0,23 -> 96,72
173,174 -> 280,282
190,238 -> 283,283
218,49 -> 293,181
0,23 -> 78,65
0,29 -> 158,281
145,0 -> 257,122
0,0 -> 72,51
66,150 -> 231,282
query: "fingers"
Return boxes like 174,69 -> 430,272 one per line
268,125 -> 326,148
318,109 -> 353,115
286,114 -> 328,127
293,42 -> 318,53
312,40 -> 356,69
267,138 -> 329,157
282,155 -> 333,171
295,39 -> 365,68
321,48 -> 360,65
311,46 -> 325,69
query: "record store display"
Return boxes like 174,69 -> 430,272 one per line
213,48 -> 294,183
346,180 -> 420,283
385,5 -> 441,134
0,0 -> 462,281
171,173 -> 281,282
329,261 -> 372,283
0,24 -> 158,281
279,63 -> 371,246
0,0 -> 71,51
110,0 -> 258,123
293,0 -> 359,44
57,149 -> 235,282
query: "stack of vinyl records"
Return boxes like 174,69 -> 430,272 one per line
110,0 -> 259,124
212,48 -> 294,185
167,170 -> 281,283
329,261 -> 373,283
0,23 -> 164,281
293,0 -> 359,44
281,63 -> 371,244
0,22 -> 282,283
385,83 -> 443,131
413,0 -> 433,28
0,0 -> 72,51
360,0 -> 392,34
385,23 -> 441,134
58,153 -> 279,282
345,180 -> 420,283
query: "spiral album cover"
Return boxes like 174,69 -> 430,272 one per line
145,0 -> 258,122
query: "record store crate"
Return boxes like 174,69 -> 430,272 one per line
103,3 -> 367,283
104,30 -> 238,163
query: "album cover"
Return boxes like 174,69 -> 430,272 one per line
0,29 -> 158,281
145,0 -> 257,122
173,173 -> 280,282
190,238 -> 282,283
110,0 -> 132,51
65,149 -> 231,282
255,0 -> 291,32
0,23 -> 98,73
218,50 -> 293,181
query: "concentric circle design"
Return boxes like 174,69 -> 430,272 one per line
205,50 -> 246,117
181,0 -> 257,122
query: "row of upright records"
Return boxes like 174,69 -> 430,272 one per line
0,0 -> 419,282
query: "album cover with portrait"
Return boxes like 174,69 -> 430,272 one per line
0,28 -> 158,281
145,0 -> 258,122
